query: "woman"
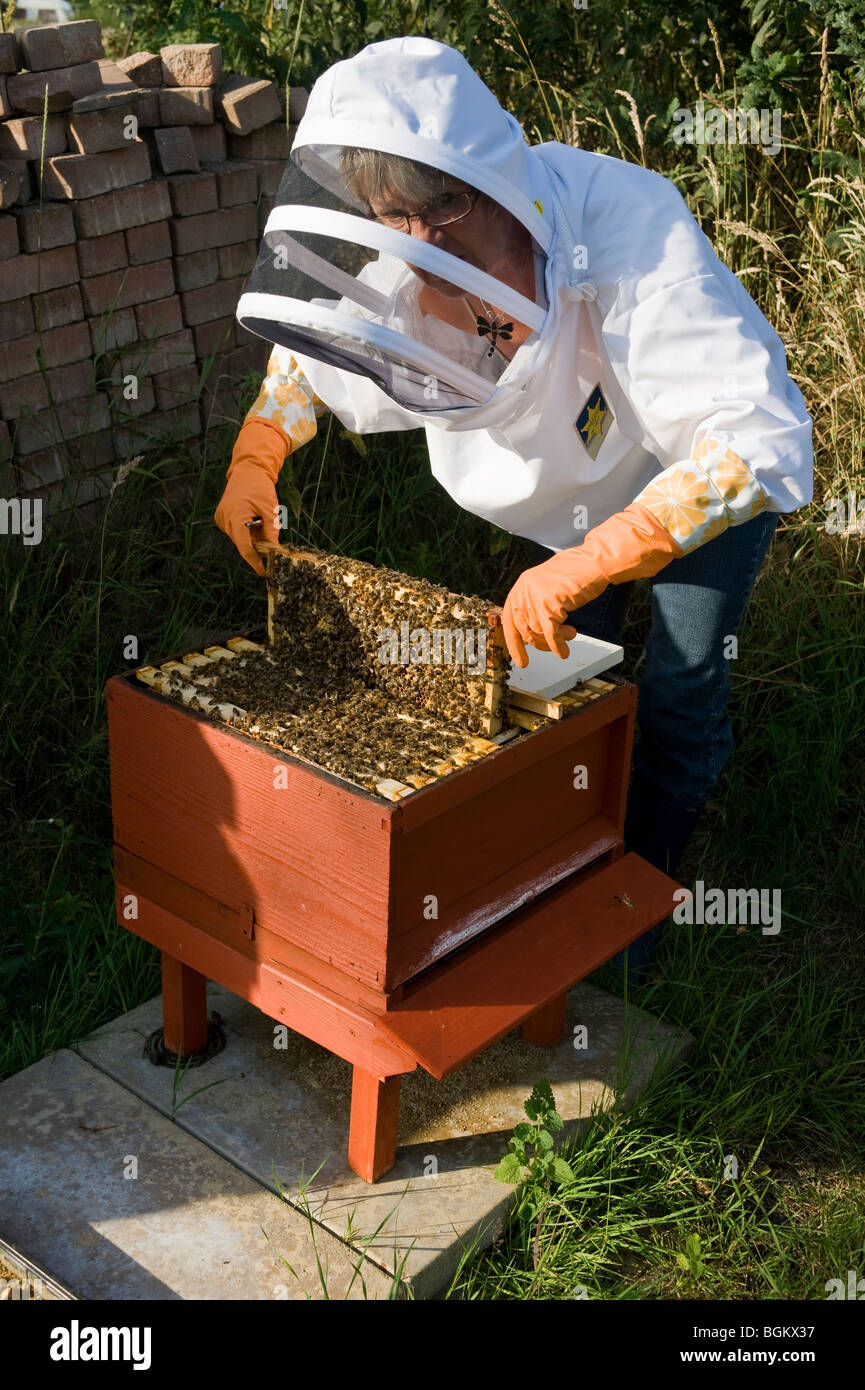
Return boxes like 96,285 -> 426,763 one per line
215,37 -> 812,975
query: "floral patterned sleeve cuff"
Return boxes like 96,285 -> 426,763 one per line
243,348 -> 326,449
633,435 -> 768,553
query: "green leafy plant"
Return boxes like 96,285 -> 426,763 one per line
494,1079 -> 575,1187
674,1232 -> 709,1279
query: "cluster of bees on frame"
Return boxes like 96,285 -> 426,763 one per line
188,548 -> 512,795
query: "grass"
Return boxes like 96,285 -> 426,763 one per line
1,16 -> 864,1301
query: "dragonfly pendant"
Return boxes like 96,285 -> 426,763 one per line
476,314 -> 514,357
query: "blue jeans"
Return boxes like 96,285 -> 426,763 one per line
530,510 -> 780,812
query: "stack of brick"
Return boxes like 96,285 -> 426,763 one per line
0,18 -> 309,507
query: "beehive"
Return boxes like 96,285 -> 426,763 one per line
107,544 -> 681,1182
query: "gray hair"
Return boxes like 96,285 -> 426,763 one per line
339,146 -> 495,215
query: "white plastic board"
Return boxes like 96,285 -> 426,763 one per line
507,633 -> 624,700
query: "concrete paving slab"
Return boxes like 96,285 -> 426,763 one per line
74,980 -> 692,1298
0,1049 -> 395,1300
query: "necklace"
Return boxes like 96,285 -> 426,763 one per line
475,297 -> 514,357
469,235 -> 533,358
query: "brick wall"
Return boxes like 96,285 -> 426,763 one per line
0,20 -> 306,509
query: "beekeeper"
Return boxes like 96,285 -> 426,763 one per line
215,36 -> 812,973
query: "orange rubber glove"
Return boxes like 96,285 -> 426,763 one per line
502,503 -> 685,667
214,418 -> 292,577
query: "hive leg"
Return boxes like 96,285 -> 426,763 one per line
161,952 -> 209,1056
347,1068 -> 401,1182
522,992 -> 568,1048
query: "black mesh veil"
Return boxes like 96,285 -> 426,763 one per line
235,153 -> 546,415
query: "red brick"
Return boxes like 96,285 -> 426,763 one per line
0,320 -> 91,385
202,159 -> 258,208
0,244 -> 78,303
116,52 -> 162,87
19,20 -> 104,71
90,306 -> 138,354
0,115 -> 67,160
154,125 -> 199,174
0,32 -> 20,75
0,357 -> 94,419
114,401 -> 200,454
160,44 -> 222,88
277,88 -> 308,123
17,25 -> 65,71
135,91 -> 161,128
41,139 -> 151,200
117,328 -> 195,376
59,20 -> 106,66
0,296 -> 34,339
0,418 -> 14,483
245,158 -> 283,197
135,293 -> 183,339
22,473 -> 113,514
158,87 -> 213,126
167,169 -> 216,217
152,362 -> 200,411
73,179 -> 172,237
257,195 -> 276,234
173,248 -> 219,293
192,316 -> 235,357
201,341 -> 267,424
218,77 -> 280,136
217,240 -> 257,279
228,123 -> 294,161
66,104 -> 140,154
16,429 -> 115,489
13,202 -> 75,252
0,212 -> 17,258
189,123 -> 225,161
77,229 -> 128,278
105,373 -> 157,418
74,60 -> 140,111
33,284 -> 84,332
235,320 -> 261,348
81,258 -> 175,316
7,63 -> 104,115
180,275 -> 244,327
169,204 -> 257,255
124,218 -> 172,266
13,393 -> 111,454
0,160 -> 29,208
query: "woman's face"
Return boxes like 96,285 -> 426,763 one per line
366,179 -> 531,299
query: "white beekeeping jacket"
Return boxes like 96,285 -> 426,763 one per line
238,36 -> 813,554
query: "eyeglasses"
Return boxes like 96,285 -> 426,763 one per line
370,188 -> 479,234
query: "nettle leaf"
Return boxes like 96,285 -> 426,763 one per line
546,1109 -> 564,1133
494,1153 -> 524,1184
537,1128 -> 554,1152
513,1122 -> 535,1143
552,1156 -> 575,1185
532,1079 -> 555,1111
